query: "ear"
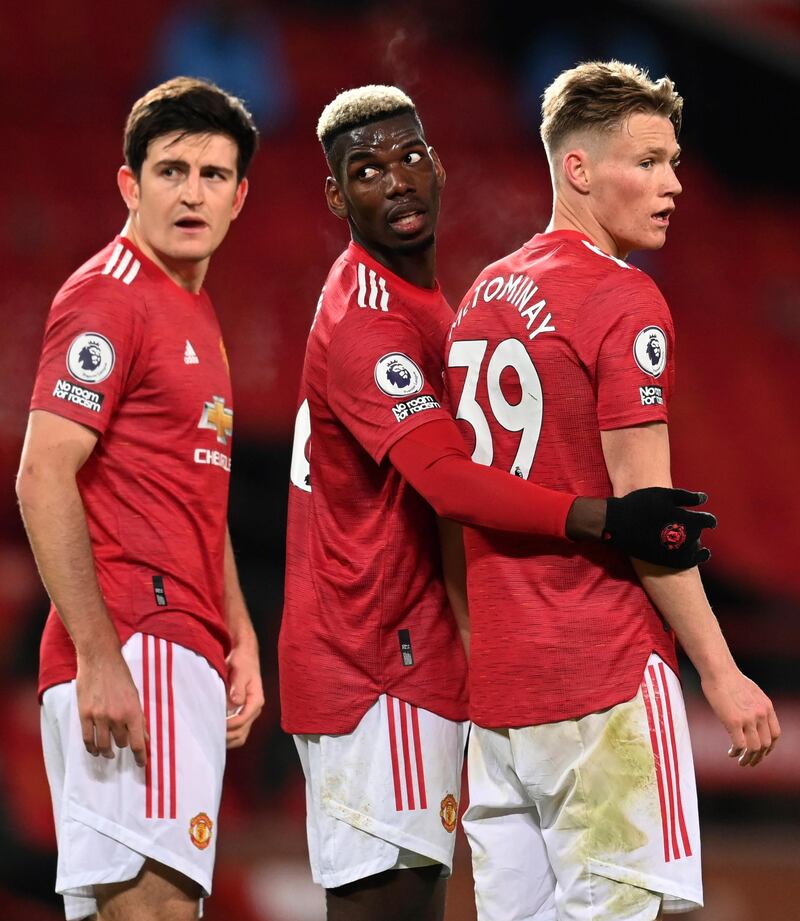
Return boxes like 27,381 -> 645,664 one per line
429,146 -> 446,190
230,178 -> 249,221
324,176 -> 348,221
562,149 -> 591,195
117,165 -> 140,211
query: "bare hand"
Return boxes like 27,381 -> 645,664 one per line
225,638 -> 264,749
701,669 -> 780,767
76,651 -> 148,767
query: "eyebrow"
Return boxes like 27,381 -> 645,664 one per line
153,158 -> 235,177
640,146 -> 682,160
345,138 -> 425,166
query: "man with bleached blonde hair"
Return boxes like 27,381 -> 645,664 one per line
447,60 -> 780,921
280,78 -> 720,921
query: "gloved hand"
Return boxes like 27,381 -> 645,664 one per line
604,488 -> 717,569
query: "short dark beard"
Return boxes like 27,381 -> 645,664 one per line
384,232 -> 436,256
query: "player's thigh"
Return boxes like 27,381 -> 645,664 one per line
295,696 -> 466,890
327,865 -> 445,921
463,725 -> 556,921
41,634 -> 227,910
512,656 -> 700,921
95,858 -> 200,921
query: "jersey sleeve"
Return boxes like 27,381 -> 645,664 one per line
574,270 -> 675,430
30,279 -> 147,435
327,308 -> 453,463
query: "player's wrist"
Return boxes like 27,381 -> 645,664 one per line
72,619 -> 121,661
565,497 -> 606,541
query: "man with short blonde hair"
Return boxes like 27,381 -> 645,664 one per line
447,60 -> 780,921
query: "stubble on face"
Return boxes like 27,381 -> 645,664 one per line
131,131 -> 244,270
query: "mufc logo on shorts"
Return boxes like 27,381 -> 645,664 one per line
374,352 -> 424,397
633,326 -> 667,378
440,793 -> 458,833
189,812 -> 214,850
66,332 -> 115,384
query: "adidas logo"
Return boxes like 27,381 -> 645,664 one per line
184,340 -> 199,365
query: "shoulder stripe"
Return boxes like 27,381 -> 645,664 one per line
112,248 -> 133,279
357,262 -> 368,308
122,259 -> 141,285
102,242 -> 124,275
356,262 -> 389,311
101,243 -> 141,285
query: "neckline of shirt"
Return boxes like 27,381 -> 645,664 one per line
347,241 -> 443,304
526,229 -> 596,250
115,235 -> 207,302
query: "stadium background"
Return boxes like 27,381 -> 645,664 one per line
0,1 -> 798,918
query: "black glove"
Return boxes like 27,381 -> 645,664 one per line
604,488 -> 717,569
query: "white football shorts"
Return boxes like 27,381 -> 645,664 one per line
40,633 -> 227,921
294,693 -> 468,889
464,654 -> 702,921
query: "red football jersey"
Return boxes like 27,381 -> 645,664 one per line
445,230 -> 679,727
279,242 -> 469,734
31,236 -> 233,695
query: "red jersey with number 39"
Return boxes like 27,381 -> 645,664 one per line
444,230 -> 679,728
279,242 -> 468,734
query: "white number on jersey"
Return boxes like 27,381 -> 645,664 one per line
448,338 -> 543,478
289,398 -> 312,492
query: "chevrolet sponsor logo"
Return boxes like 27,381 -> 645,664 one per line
198,395 -> 233,445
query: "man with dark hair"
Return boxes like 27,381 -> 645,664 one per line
279,84 -> 717,921
446,60 -> 781,920
17,77 -> 263,921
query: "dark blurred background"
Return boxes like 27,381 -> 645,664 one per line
1,1 -> 798,919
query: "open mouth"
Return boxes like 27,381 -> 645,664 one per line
175,218 -> 207,230
652,209 -> 673,225
388,205 -> 427,235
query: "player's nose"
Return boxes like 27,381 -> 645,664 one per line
182,170 -> 205,205
385,163 -> 413,197
665,165 -> 682,197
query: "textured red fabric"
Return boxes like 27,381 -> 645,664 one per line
32,237 -> 232,695
389,418 -> 575,537
445,230 -> 679,727
279,243 -> 468,734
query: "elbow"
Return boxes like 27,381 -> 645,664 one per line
427,493 -> 463,522
15,462 -> 55,515
15,465 -> 33,509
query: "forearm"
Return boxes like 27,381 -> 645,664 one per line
390,423 -> 577,538
632,562 -> 736,679
437,518 -> 469,654
17,467 -> 118,656
223,529 -> 257,647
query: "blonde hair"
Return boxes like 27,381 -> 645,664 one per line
317,85 -> 417,154
540,60 -> 682,159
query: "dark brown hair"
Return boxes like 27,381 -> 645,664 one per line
124,76 -> 259,179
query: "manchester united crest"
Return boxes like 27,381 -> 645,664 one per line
189,812 -> 214,850
440,793 -> 458,833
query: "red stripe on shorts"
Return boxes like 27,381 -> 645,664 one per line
155,638 -> 164,819
641,672 -> 670,861
410,705 -> 427,809
399,700 -> 416,810
649,664 -> 680,860
142,634 -> 152,819
167,641 -> 177,820
386,696 -> 403,811
659,662 -> 692,857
